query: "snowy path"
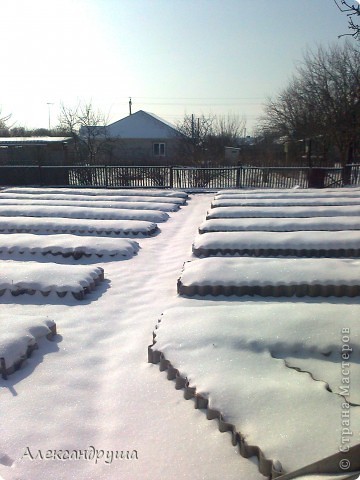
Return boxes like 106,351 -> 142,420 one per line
0,194 -> 263,480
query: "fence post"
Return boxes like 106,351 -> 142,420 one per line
38,164 -> 43,186
169,166 -> 173,188
105,165 -> 109,188
236,164 -> 242,188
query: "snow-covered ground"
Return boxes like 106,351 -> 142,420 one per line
0,187 -> 359,480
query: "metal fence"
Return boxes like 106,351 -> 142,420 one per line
0,164 -> 359,189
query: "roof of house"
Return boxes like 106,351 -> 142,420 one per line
103,110 -> 179,139
0,137 -> 72,146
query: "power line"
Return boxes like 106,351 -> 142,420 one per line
116,96 -> 265,101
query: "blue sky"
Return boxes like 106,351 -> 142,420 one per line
0,0 -> 357,133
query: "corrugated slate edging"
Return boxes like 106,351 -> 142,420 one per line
0,319 -> 57,380
177,258 -> 360,298
192,246 -> 360,258
148,324 -> 282,479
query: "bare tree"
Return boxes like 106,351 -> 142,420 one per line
175,113 -> 246,165
259,42 -> 360,180
175,114 -> 215,165
217,114 -> 246,138
0,109 -> 11,136
334,0 -> 360,39
207,114 -> 247,164
58,101 -> 113,164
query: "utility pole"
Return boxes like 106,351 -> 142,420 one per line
191,114 -> 195,144
47,103 -> 54,131
129,97 -> 132,115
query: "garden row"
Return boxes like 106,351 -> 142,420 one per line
0,187 -> 187,379
149,187 -> 360,480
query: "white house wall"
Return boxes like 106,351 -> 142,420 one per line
102,138 -> 180,165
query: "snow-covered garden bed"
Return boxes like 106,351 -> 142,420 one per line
3,187 -> 188,198
149,302 -> 360,476
0,204 -> 169,222
178,256 -> 360,297
199,216 -> 360,233
0,216 -> 158,236
211,196 -> 360,207
215,187 -> 360,198
0,192 -> 187,204
192,230 -> 360,257
207,205 -> 360,219
0,261 -> 104,299
0,316 -> 56,379
0,198 -> 181,212
0,233 -> 139,259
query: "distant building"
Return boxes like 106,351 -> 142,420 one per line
0,137 -> 73,165
80,110 -> 181,165
224,136 -> 255,164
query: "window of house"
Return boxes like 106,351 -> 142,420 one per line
153,143 -> 166,156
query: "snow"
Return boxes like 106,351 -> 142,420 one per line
192,230 -> 360,257
0,233 -> 139,259
284,475 -> 359,480
0,216 -> 158,236
215,187 -> 360,199
199,216 -> 360,232
0,192 -> 265,480
0,260 -> 104,296
0,192 -> 186,204
0,187 -> 359,480
3,187 -> 188,198
178,257 -> 360,296
0,315 -> 55,372
0,204 -> 169,223
207,205 -> 360,218
0,137 -> 71,144
212,197 -> 360,207
0,198 -> 181,212
150,303 -> 360,473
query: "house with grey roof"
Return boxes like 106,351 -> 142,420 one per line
80,110 -> 181,165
